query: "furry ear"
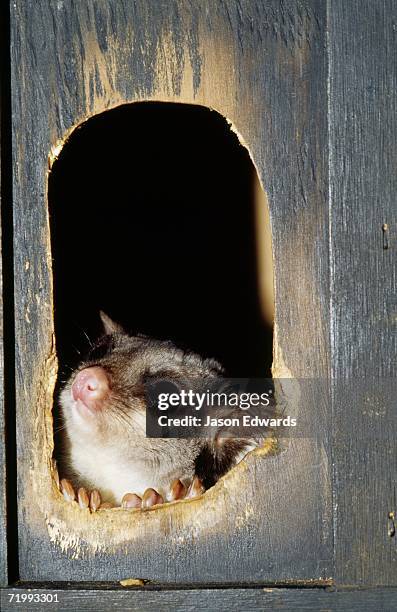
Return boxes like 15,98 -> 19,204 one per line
99,311 -> 124,334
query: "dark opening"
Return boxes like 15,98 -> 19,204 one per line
49,102 -> 273,387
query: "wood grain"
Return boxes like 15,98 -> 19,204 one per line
0,0 -> 12,586
11,0 -> 331,583
2,586 -> 397,612
328,0 -> 397,586
0,78 -> 7,589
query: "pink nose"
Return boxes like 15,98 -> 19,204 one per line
71,367 -> 110,411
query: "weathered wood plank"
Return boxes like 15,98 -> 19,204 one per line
11,0 -> 332,582
1,586 -> 397,612
0,0 -> 11,587
0,70 -> 7,591
0,66 -> 7,590
329,0 -> 397,586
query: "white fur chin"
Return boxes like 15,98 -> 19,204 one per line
69,441 -> 194,504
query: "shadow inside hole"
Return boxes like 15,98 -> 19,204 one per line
49,103 -> 273,422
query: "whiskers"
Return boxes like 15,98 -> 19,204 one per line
80,328 -> 94,348
105,395 -> 140,429
53,422 -> 68,435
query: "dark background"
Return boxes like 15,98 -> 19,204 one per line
49,102 -> 273,379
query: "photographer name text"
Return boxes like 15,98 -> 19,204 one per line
157,414 -> 297,427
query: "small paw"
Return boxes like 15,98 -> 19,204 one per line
121,476 -> 205,511
169,476 -> 204,500
121,488 -> 164,510
59,478 -> 113,512
56,471 -> 206,514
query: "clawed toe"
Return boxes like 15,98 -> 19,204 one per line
89,489 -> 101,512
60,479 -> 110,512
58,473 -> 205,514
121,476 -> 205,511
121,493 -> 142,509
122,488 -> 164,510
77,486 -> 89,509
186,476 -> 205,499
169,478 -> 187,501
168,477 -> 204,501
142,488 -> 164,509
60,478 -> 76,502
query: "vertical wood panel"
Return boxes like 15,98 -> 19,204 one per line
11,0 -> 332,582
0,93 -> 7,589
0,0 -> 11,586
329,0 -> 397,586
